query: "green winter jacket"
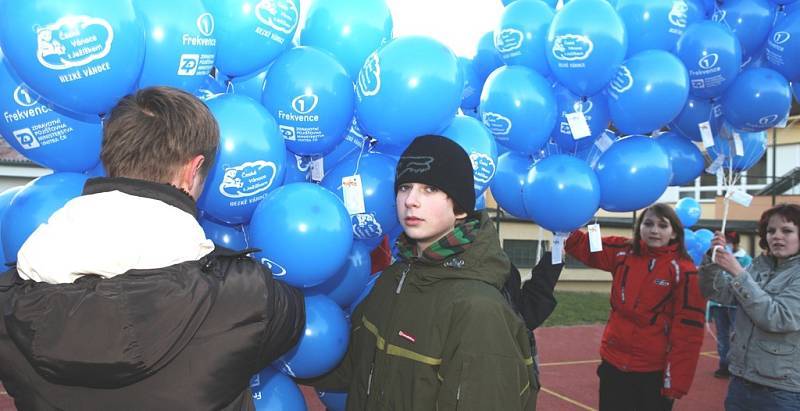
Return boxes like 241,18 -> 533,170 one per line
314,212 -> 536,410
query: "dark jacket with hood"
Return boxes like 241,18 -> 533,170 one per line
313,211 -> 536,410
0,177 -> 305,410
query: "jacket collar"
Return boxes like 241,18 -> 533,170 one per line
638,239 -> 680,257
84,177 -> 197,218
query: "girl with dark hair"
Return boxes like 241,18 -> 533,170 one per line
565,203 -> 706,411
699,203 -> 800,411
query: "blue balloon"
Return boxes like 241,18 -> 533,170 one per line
0,0 -> 144,115
85,161 -> 107,178
193,74 -> 227,102
0,57 -> 101,172
308,242 -> 372,308
607,50 -> 690,134
712,0 -> 776,58
546,0 -> 627,96
504,0 -> 558,6
491,152 -> 533,219
321,152 -> 400,243
684,227 -> 699,249
552,86 -> 610,152
355,36 -> 462,148
670,97 -> 723,142
523,154 -> 600,232
282,151 -> 310,184
655,131 -> 705,186
135,0 -> 216,91
299,0 -> 393,80
198,215 -> 248,250
616,0 -> 704,57
441,115 -> 499,196
473,31 -> 505,83
722,67 -> 792,131
2,173 -> 88,264
674,197 -> 702,227
595,135 -> 672,212
348,271 -> 380,315
323,118 -> 371,172
794,81 -> 800,103
262,46 -> 353,156
675,21 -> 743,99
707,123 -> 768,172
689,247 -> 705,265
229,66 -> 268,102
249,367 -> 307,411
205,0 -> 299,78
0,186 -> 23,266
765,9 -> 800,81
459,57 -> 483,110
495,0 -> 554,76
248,183 -> 353,288
276,294 -> 349,378
694,228 -> 714,252
198,95 -> 286,224
476,192 -> 487,210
317,390 -> 347,411
479,66 -> 557,154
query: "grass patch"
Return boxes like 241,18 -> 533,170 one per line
542,291 -> 611,327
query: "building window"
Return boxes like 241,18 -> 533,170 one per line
676,148 -> 771,202
503,239 -> 546,268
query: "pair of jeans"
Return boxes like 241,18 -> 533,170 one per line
726,376 -> 800,411
597,361 -> 673,411
712,305 -> 736,369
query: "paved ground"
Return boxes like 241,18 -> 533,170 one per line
0,324 -> 730,410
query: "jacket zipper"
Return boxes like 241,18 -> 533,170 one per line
396,263 -> 411,294
620,266 -> 629,304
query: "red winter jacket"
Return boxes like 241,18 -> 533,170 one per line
565,231 -> 706,398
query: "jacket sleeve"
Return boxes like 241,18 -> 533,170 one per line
664,260 -> 706,398
519,253 -> 563,329
726,263 -> 800,333
565,230 -> 629,273
697,257 -> 741,306
436,296 -> 534,411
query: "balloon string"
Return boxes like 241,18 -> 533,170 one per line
536,226 -> 544,265
353,135 -> 367,176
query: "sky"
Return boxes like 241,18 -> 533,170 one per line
297,0 -> 506,58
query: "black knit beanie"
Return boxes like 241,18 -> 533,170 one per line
394,135 -> 475,213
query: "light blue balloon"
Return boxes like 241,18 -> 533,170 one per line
2,173 -> 88,264
0,186 -> 23,266
712,0 -> 776,58
348,271 -> 380,315
355,36 -> 462,148
321,152 -> 400,243
607,50 -> 690,134
479,66 -> 557,154
546,0 -> 628,96
670,97 -> 723,142
523,154 -> 600,232
299,0 -> 393,80
490,151 -> 533,219
248,183 -> 353,288
198,216 -> 248,250
317,390 -> 347,411
722,67 -> 792,131
205,0 -> 299,78
323,117 -> 371,172
616,0 -> 704,56
765,9 -> 800,81
308,242 -> 372,308
0,0 -> 145,115
229,66 -> 268,102
262,46 -> 353,156
674,197 -> 702,227
504,0 -> 558,6
459,57 -> 483,110
198,95 -> 286,224
275,294 -> 349,378
684,227 -> 700,251
249,367 -> 307,411
0,58 -> 101,172
552,85 -> 610,152
675,21 -> 742,99
135,0 -> 216,91
495,0 -> 554,76
441,115 -> 499,196
596,135 -> 672,212
694,228 -> 714,252
655,131 -> 705,186
707,123 -> 768,172
473,31 -> 505,83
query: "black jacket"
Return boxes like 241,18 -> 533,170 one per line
0,178 -> 305,410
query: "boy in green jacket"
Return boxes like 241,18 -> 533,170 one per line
313,135 -> 537,410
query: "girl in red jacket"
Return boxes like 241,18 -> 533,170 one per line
565,203 -> 706,411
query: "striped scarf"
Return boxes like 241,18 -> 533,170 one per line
397,218 -> 480,262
